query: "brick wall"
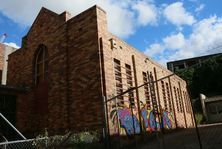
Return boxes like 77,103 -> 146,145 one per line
7,7 -> 69,134
96,8 -> 195,135
100,34 -> 195,135
66,6 -> 104,131
7,5 -> 107,135
7,5 -> 194,137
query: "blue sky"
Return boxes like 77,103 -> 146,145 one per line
0,0 -> 222,65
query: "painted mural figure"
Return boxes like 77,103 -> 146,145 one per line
117,108 -> 140,135
141,108 -> 157,131
110,104 -> 141,136
140,102 -> 174,132
162,111 -> 172,129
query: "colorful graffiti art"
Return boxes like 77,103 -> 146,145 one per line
149,110 -> 157,131
140,103 -> 174,132
117,108 -> 140,135
110,101 -> 174,136
141,108 -> 149,128
162,111 -> 173,129
141,108 -> 157,132
110,107 -> 141,136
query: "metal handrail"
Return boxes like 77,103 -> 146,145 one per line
0,137 -> 46,146
0,113 -> 26,140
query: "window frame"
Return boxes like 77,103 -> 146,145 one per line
34,44 -> 48,85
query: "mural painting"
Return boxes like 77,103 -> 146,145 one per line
110,100 -> 174,136
141,107 -> 157,132
110,105 -> 141,136
162,110 -> 173,129
118,108 -> 140,135
140,105 -> 174,131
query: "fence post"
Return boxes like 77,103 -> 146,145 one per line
168,77 -> 178,129
132,55 -> 143,134
187,86 -> 203,149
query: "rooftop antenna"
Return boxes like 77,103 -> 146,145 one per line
0,33 -> 7,43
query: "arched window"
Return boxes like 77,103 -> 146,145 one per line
34,44 -> 48,85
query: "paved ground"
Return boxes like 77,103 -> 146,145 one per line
139,123 -> 222,149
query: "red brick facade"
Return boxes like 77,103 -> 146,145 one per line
7,5 -> 194,136
7,6 -> 104,135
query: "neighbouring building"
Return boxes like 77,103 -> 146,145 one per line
167,53 -> 222,73
6,6 -> 194,137
0,43 -> 17,85
200,94 -> 222,123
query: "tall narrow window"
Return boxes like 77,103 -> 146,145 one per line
149,72 -> 158,113
177,88 -> 183,112
183,91 -> 190,113
34,44 -> 48,85
174,87 -> 179,112
125,64 -> 134,106
166,83 -> 173,112
161,81 -> 168,111
143,72 -> 151,109
114,59 -> 123,105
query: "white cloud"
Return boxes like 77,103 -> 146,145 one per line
132,0 -> 157,26
145,16 -> 222,66
195,4 -> 205,12
144,43 -> 164,57
163,32 -> 185,49
4,42 -> 20,49
163,2 -> 196,26
0,0 -> 158,38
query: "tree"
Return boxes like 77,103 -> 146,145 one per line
176,55 -> 222,98
192,55 -> 222,97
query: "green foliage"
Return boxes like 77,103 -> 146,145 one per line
192,55 -> 222,97
175,55 -> 222,115
195,113 -> 204,125
175,55 -> 222,98
68,131 -> 100,144
176,67 -> 195,88
33,130 -> 101,149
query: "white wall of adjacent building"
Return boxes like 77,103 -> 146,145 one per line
0,43 -> 17,85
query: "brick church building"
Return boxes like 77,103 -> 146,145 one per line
6,5 -> 194,136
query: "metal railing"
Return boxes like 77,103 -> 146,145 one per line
0,113 -> 26,140
0,137 -> 47,149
